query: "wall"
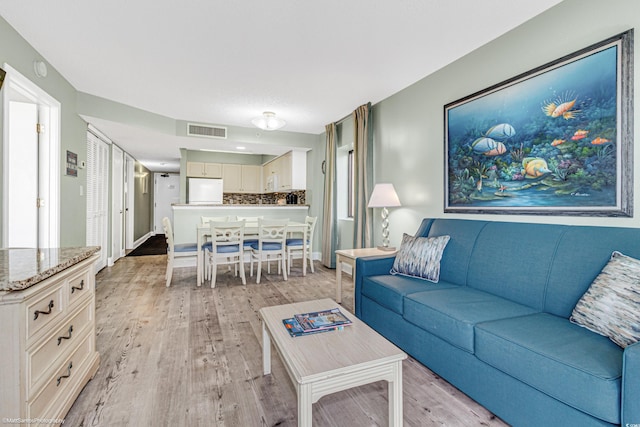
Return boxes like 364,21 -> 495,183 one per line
0,16 -> 89,246
134,161 -> 153,241
367,0 -> 640,249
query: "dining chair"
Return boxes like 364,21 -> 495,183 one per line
201,215 -> 229,224
286,216 -> 317,275
200,216 -> 230,280
249,218 -> 289,284
162,217 -> 198,287
206,220 -> 246,288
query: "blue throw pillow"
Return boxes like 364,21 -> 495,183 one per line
390,234 -> 450,283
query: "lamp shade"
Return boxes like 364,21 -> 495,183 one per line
251,111 -> 286,131
368,183 -> 401,208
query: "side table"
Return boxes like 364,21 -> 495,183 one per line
335,248 -> 397,303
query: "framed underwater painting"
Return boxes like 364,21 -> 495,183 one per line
444,29 -> 633,217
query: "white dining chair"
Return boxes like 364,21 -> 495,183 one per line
249,218 -> 289,284
162,217 -> 198,287
286,216 -> 317,275
206,220 -> 246,288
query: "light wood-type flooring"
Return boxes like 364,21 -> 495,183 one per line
64,254 -> 508,426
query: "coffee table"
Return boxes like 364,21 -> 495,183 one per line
259,298 -> 407,426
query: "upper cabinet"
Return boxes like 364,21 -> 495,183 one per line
222,164 -> 261,193
186,161 -> 222,178
263,150 -> 306,192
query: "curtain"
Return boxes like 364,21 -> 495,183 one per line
321,123 -> 338,268
352,103 -> 373,249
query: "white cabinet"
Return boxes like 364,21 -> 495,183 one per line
186,162 -> 222,178
222,164 -> 262,193
263,150 -> 307,192
0,254 -> 100,423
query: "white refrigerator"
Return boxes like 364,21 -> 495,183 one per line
188,178 -> 223,204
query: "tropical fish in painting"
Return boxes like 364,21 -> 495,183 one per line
571,129 -> 589,140
485,123 -> 516,140
522,157 -> 551,178
551,139 -> 565,146
542,98 -> 579,120
472,137 -> 506,156
591,137 -> 611,145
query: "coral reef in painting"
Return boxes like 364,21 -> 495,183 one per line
447,45 -> 618,209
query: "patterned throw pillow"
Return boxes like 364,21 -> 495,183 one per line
390,234 -> 450,283
570,251 -> 640,348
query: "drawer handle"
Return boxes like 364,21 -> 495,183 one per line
56,362 -> 73,386
71,279 -> 85,293
57,325 -> 74,345
34,300 -> 54,320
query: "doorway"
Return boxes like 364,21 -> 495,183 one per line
2,64 -> 60,248
154,173 -> 180,234
111,145 -> 124,264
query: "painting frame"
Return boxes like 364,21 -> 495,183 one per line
444,29 -> 634,217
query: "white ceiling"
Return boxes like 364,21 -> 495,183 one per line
1,0 -> 562,172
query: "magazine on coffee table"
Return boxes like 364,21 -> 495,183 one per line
282,307 -> 352,337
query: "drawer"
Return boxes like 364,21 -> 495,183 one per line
27,302 -> 93,396
26,283 -> 65,340
28,332 -> 93,420
68,269 -> 92,307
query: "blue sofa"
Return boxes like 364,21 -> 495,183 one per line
355,218 -> 640,427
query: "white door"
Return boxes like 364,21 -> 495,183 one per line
111,145 -> 124,264
2,64 -> 60,249
86,128 -> 110,271
154,173 -> 180,234
124,154 -> 135,250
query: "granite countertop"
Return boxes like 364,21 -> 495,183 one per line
172,204 -> 309,207
0,246 -> 101,292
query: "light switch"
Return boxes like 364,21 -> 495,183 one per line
80,185 -> 84,196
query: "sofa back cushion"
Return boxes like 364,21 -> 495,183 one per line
427,219 -> 489,286
545,226 -> 640,318
466,222 -> 566,310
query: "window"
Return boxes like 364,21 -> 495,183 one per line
347,149 -> 355,218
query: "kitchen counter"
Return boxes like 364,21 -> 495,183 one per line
0,246 -> 101,291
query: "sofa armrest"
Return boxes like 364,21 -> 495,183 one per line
622,340 -> 640,426
354,255 -> 395,317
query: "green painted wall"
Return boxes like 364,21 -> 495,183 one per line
134,161 -> 153,241
0,15 -> 88,247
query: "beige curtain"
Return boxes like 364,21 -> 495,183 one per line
321,123 -> 338,268
353,103 -> 373,249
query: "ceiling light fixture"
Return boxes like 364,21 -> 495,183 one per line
251,111 -> 286,131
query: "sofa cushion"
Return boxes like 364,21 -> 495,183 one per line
404,287 -> 538,353
571,251 -> 640,348
475,313 -> 622,424
362,275 -> 459,315
390,234 -> 450,282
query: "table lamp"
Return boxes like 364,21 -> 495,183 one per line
368,183 -> 401,250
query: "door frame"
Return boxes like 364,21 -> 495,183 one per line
110,144 -> 124,265
2,63 -> 60,248
125,154 -> 135,250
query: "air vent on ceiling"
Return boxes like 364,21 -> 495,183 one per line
187,123 -> 227,139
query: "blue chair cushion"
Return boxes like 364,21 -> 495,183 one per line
174,243 -> 198,252
475,313 -> 622,424
201,242 -> 213,251
215,244 -> 240,253
362,275 -> 459,315
286,238 -> 309,246
243,239 -> 258,248
404,287 -> 538,353
250,242 -> 283,251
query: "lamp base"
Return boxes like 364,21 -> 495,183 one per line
376,245 -> 396,251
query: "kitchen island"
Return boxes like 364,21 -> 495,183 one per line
0,247 -> 100,425
171,204 -> 309,245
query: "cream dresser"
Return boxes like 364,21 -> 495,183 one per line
0,247 -> 101,426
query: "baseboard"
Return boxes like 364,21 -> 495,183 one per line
133,231 -> 155,250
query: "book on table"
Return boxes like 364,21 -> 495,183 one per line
282,307 -> 352,337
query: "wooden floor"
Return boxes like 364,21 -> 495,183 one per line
64,255 -> 508,427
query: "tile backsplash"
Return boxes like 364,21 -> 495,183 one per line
222,190 -> 306,205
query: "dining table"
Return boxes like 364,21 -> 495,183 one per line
196,221 -> 308,286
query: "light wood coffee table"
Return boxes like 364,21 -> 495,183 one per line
259,298 -> 407,426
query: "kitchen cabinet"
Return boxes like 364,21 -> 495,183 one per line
263,150 -> 306,192
186,162 -> 222,178
222,164 -> 261,193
